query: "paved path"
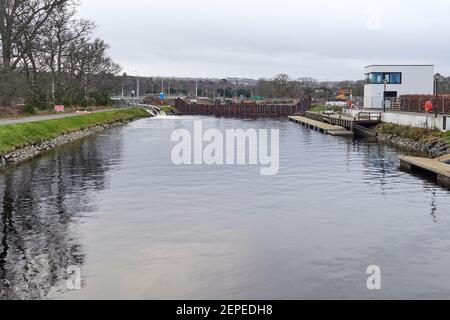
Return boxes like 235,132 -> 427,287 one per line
0,109 -> 116,126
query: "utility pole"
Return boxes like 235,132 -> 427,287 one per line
136,72 -> 140,99
223,80 -> 227,102
235,81 -> 238,103
195,76 -> 198,97
161,77 -> 164,94
168,78 -> 172,98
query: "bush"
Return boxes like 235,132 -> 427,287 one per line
79,97 -> 96,108
23,104 -> 36,115
88,91 -> 112,106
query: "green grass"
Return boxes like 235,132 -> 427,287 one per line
376,122 -> 446,142
444,130 -> 450,141
309,105 -> 343,113
0,108 -> 149,155
309,106 -> 327,113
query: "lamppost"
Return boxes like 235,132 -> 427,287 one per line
168,78 -> 172,98
194,73 -> 198,97
434,73 -> 442,98
195,79 -> 198,97
383,78 -> 388,112
434,73 -> 443,116
136,71 -> 139,99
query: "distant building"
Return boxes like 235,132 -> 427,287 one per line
364,65 -> 434,109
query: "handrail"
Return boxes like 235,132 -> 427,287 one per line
357,111 -> 382,121
427,138 -> 450,159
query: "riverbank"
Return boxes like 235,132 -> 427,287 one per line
0,108 -> 150,166
299,109 -> 449,154
376,123 -> 449,154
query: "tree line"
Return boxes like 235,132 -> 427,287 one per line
0,0 -> 120,109
119,74 -> 367,101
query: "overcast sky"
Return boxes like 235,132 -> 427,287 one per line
79,0 -> 450,81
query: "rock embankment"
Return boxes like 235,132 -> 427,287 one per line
1,109 -> 150,168
377,133 -> 429,153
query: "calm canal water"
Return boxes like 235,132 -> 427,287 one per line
0,116 -> 449,300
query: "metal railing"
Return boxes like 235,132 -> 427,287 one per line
357,112 -> 382,121
427,138 -> 450,159
365,96 -> 450,114
399,97 -> 450,114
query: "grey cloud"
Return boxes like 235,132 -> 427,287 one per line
79,0 -> 450,80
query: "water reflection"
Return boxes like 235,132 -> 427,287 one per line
0,117 -> 449,300
429,188 -> 438,223
0,134 -> 123,299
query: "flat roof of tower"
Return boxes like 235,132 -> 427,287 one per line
365,64 -> 434,68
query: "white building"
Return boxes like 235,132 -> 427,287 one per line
364,65 -> 434,109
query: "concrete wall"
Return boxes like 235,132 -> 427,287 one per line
382,112 -> 448,132
364,65 -> 434,108
345,109 -> 449,132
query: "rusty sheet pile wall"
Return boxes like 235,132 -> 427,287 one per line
175,99 -> 310,118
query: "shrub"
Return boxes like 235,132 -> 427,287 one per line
23,104 -> 36,115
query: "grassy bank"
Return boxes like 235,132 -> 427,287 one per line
376,122 -> 449,142
309,105 -> 343,113
0,108 -> 149,155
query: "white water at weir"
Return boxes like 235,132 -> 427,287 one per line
144,105 -> 167,117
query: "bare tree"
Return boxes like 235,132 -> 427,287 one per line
39,2 -> 94,103
295,77 -> 318,97
1,0 -> 121,108
64,38 -> 120,103
0,0 -> 69,106
273,74 -> 290,97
